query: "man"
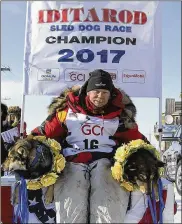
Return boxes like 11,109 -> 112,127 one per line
1,103 -> 8,130
7,106 -> 27,137
32,69 -> 150,223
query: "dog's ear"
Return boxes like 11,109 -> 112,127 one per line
17,147 -> 28,158
14,139 -> 32,158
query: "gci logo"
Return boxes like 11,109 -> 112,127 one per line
81,124 -> 104,136
65,69 -> 89,82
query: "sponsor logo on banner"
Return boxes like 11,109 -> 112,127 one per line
64,69 -> 89,82
37,68 -> 60,81
88,69 -> 118,82
105,70 -> 118,82
122,70 -> 146,83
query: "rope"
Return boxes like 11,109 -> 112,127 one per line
13,177 -> 29,223
147,178 -> 164,224
158,178 -> 165,224
152,182 -> 157,222
147,194 -> 157,224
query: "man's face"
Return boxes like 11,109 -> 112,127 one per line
87,89 -> 110,108
9,114 -> 16,121
8,114 -> 16,125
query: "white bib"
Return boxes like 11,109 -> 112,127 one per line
63,108 -> 119,157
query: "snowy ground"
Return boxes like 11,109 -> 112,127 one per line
174,188 -> 181,223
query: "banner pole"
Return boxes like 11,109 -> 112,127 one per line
20,94 -> 26,138
158,97 -> 163,157
20,2 -> 29,138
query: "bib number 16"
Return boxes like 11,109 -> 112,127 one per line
83,139 -> 99,149
58,49 -> 125,63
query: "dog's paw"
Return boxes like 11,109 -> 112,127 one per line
44,193 -> 54,205
44,186 -> 54,205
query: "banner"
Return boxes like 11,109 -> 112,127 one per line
24,1 -> 162,97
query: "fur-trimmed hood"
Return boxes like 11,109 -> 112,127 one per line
48,85 -> 137,129
48,85 -> 81,115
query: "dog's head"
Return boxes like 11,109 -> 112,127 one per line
123,148 -> 165,195
2,138 -> 53,179
2,139 -> 32,172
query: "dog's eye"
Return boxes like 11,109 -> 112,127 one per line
9,157 -> 17,161
14,156 -> 21,161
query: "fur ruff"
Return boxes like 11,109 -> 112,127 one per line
48,85 -> 80,115
8,106 -> 21,115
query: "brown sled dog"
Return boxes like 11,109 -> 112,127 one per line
2,138 -> 55,205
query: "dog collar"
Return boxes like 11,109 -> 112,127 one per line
29,145 -> 44,168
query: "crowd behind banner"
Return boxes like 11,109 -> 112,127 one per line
1,103 -> 27,176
